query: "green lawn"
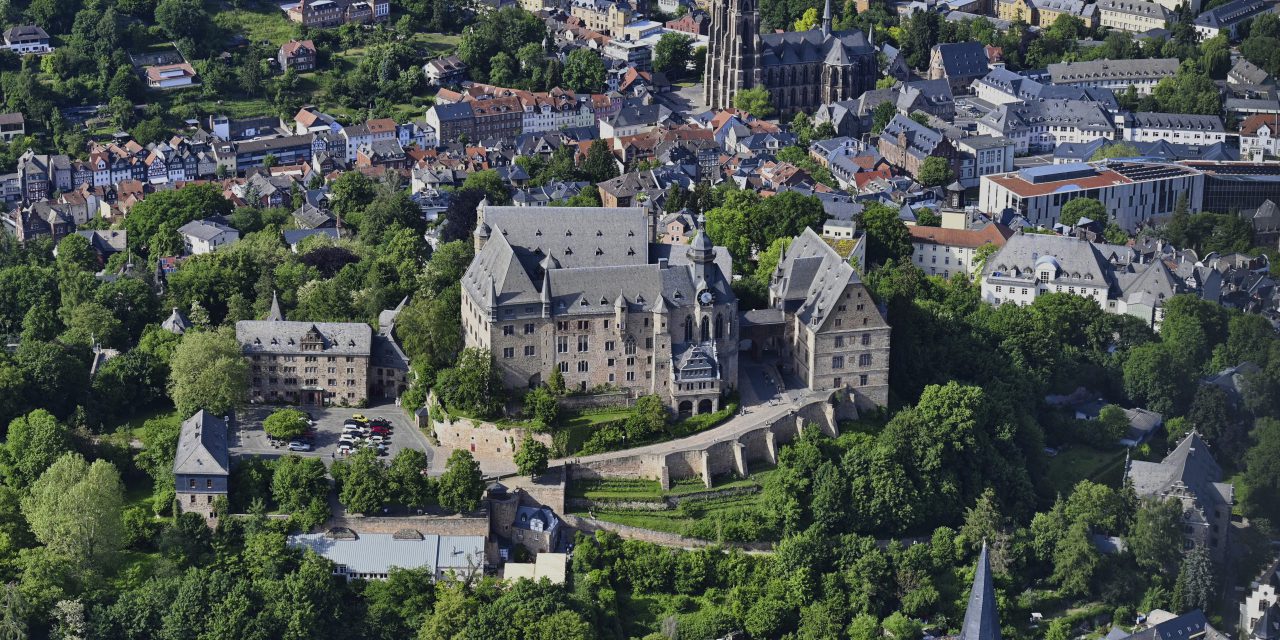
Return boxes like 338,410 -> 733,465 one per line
111,406 -> 180,442
1045,446 -> 1127,494
214,4 -> 300,48
586,494 -> 763,536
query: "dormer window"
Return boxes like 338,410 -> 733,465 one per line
565,229 -> 572,236
596,248 -> 604,255
596,230 -> 603,236
565,247 -> 573,255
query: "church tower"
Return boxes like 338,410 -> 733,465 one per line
704,0 -> 763,110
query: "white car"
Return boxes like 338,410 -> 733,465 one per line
368,435 -> 386,444
341,425 -> 369,436
339,434 -> 361,444
337,443 -> 354,454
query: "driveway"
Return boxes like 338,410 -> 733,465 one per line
231,401 -> 436,468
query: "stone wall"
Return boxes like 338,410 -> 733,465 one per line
429,395 -> 554,469
563,513 -> 773,550
571,392 -> 853,489
559,392 -> 634,410
325,513 -> 490,536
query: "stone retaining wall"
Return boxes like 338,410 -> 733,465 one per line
562,513 -> 774,551
324,514 -> 490,536
559,392 -> 634,410
572,391 -> 858,489
429,392 -> 554,469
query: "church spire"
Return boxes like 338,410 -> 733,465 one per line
960,543 -> 1001,640
822,0 -> 832,36
266,291 -> 284,322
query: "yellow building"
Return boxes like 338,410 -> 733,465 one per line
997,0 -> 1037,23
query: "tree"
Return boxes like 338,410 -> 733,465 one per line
653,33 -> 693,80
21,453 -> 124,574
387,449 -> 434,508
168,327 -> 248,417
461,169 -> 513,206
1243,418 -> 1280,526
860,202 -> 912,266
334,448 -> 390,515
794,6 -> 819,30
881,612 -> 921,640
271,455 -> 329,513
733,86 -> 774,117
1129,498 -> 1184,574
262,409 -> 309,441
548,368 -> 566,395
515,436 -> 550,478
871,101 -> 897,135
1123,343 -> 1192,417
1090,142 -> 1141,161
155,0 -> 209,46
2,409 -> 73,489
582,140 -> 619,184
1059,197 -> 1107,228
625,395 -> 669,441
916,156 -> 955,188
1097,404 -> 1131,444
434,348 -> 505,418
437,449 -> 483,513
525,386 -> 559,428
1174,545 -> 1216,612
1051,520 -> 1100,597
329,171 -> 377,221
55,235 -> 98,273
564,48 -> 606,92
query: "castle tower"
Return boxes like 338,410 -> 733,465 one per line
704,0 -> 763,110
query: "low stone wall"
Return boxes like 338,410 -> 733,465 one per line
324,513 -> 490,536
563,513 -> 773,551
429,392 -> 554,470
572,391 -> 858,489
567,485 -> 761,512
559,392 -> 633,410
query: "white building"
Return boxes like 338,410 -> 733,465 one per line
978,161 -> 1204,231
1239,114 -> 1280,158
290,531 -> 487,582
145,63 -> 198,90
2,25 -> 52,55
980,233 -> 1183,327
909,223 -> 1014,278
177,219 -> 239,255
1240,557 -> 1280,640
976,99 -> 1116,153
956,135 -> 1017,188
1194,0 -> 1272,40
1122,112 -> 1226,144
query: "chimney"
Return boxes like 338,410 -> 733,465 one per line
658,257 -> 668,269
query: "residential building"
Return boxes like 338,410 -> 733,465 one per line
878,114 -> 959,182
1240,114 -> 1280,157
17,150 -> 71,202
178,219 -> 239,255
756,228 -> 892,408
1241,556 -> 1280,640
1111,611 -> 1226,640
426,102 -> 476,143
73,229 -> 127,266
464,204 -> 741,415
424,55 -> 468,86
570,0 -> 635,36
666,12 -> 710,34
602,39 -> 653,71
979,162 -> 1204,231
704,0 -> 879,117
980,232 -> 1185,326
1096,0 -> 1173,33
1230,58 -> 1271,87
278,40 -> 317,72
897,79 -> 956,121
0,113 -> 23,141
173,411 -> 229,523
1046,58 -> 1179,95
928,41 -> 990,93
909,223 -> 1013,278
1127,431 -> 1234,563
162,307 -> 194,335
3,25 -> 52,54
976,99 -> 1116,153
599,103 -> 667,138
1122,112 -> 1226,144
144,63 -> 198,89
289,530 -> 486,581
1195,0 -> 1271,40
286,0 -> 389,28
955,135 -> 1016,189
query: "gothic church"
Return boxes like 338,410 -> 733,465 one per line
704,0 -> 879,117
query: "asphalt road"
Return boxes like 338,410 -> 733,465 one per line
231,401 -> 435,468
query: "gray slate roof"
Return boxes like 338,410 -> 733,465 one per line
769,227 -> 880,330
236,320 -> 373,356
1127,431 -> 1234,509
178,219 -> 237,242
759,29 -> 874,68
984,234 -> 1113,287
173,411 -> 229,476
1111,610 -> 1225,640
960,543 -> 1001,640
1127,112 -> 1224,132
1047,58 -> 1179,84
933,41 -> 990,79
289,532 -> 485,576
161,307 -> 194,334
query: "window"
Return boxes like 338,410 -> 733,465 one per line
578,335 -> 589,352
559,361 -> 569,372
835,336 -> 844,347
832,356 -> 844,369
626,356 -> 635,366
861,333 -> 870,346
557,336 -> 568,353
833,377 -> 842,387
557,321 -> 569,331
503,325 -> 514,336
524,323 -> 535,334
859,354 -> 872,367
577,320 -> 590,330
859,374 -> 868,386
605,340 -> 615,351
503,347 -> 514,358
524,345 -> 535,356
577,361 -> 589,372
626,371 -> 635,381
646,337 -> 653,349
189,479 -> 196,489
607,358 -> 615,366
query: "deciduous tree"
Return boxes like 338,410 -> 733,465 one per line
168,327 -> 248,417
437,450 -> 483,513
515,436 -> 550,478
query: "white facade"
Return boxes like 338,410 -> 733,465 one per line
956,137 -> 1016,188
522,102 -> 596,133
180,222 -> 240,255
1122,114 -> 1227,144
1242,122 -> 1280,157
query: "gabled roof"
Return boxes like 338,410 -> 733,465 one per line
1127,431 -> 1233,510
161,307 -> 194,334
173,411 -> 229,476
933,41 -> 989,79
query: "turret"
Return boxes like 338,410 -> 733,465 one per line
614,290 -> 627,332
488,278 -> 499,322
540,268 -> 552,318
821,0 -> 831,36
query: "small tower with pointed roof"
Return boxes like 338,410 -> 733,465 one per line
266,291 -> 285,321
960,543 -> 1001,640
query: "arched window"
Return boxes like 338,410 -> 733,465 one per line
683,315 -> 693,342
700,316 -> 710,342
715,313 -> 724,339
624,336 -> 636,355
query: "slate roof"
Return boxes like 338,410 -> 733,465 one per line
1230,58 -> 1272,86
769,227 -> 881,331
178,219 -> 237,241
1194,0 -> 1268,29
882,114 -> 946,159
236,320 -> 373,356
161,307 -> 194,334
1252,199 -> 1280,234
173,411 -> 229,476
1097,0 -> 1173,20
984,234 -> 1113,287
1127,112 -> 1225,132
933,41 -> 990,79
1110,610 -> 1225,640
293,202 -> 334,229
1116,259 -> 1180,308
759,29 -> 874,68
283,227 -> 340,247
1254,602 -> 1280,640
289,532 -> 485,576
960,543 -> 1001,640
1127,431 -> 1233,510
981,99 -> 1114,136
1048,58 -> 1179,84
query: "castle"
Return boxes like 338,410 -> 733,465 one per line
703,0 -> 880,117
462,203 -> 740,416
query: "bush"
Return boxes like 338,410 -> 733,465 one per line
263,409 -> 309,441
122,506 -> 160,549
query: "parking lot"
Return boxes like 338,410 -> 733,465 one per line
231,401 -> 434,467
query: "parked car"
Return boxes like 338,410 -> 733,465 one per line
342,425 -> 363,435
350,414 -> 368,423
368,418 -> 391,427
337,443 -> 354,454
287,441 -> 312,452
368,435 -> 386,444
339,434 -> 361,444
369,425 -> 391,435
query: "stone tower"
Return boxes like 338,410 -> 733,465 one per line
704,0 -> 762,110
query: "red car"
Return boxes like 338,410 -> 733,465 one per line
370,426 -> 392,436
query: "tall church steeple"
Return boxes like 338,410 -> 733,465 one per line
703,0 -> 764,110
821,0 -> 832,36
960,543 -> 1001,640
